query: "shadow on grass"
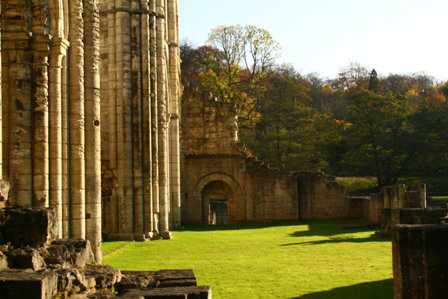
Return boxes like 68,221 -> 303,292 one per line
178,220 -> 302,232
291,279 -> 393,299
281,221 -> 389,246
281,235 -> 389,246
289,221 -> 379,238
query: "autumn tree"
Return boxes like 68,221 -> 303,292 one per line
206,25 -> 281,127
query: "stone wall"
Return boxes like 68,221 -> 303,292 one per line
98,0 -> 181,241
181,97 -> 298,224
297,172 -> 364,220
1,0 -> 102,261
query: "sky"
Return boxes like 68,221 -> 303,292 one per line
179,0 -> 448,81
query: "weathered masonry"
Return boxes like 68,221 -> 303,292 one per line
98,0 -> 181,240
1,0 -> 102,262
181,97 -> 299,224
1,0 -> 182,260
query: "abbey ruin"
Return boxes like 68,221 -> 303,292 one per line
0,0 -> 181,262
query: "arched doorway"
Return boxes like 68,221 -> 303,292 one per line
201,181 -> 234,224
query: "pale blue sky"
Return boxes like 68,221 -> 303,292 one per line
179,0 -> 448,81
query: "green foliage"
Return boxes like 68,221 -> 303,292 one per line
407,101 -> 448,177
368,69 -> 379,92
242,66 -> 341,171
180,45 -> 448,185
104,221 -> 392,299
343,90 -> 411,187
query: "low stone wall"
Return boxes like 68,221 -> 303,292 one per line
392,225 -> 448,299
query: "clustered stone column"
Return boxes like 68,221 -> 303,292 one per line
99,0 -> 181,240
1,0 -> 102,262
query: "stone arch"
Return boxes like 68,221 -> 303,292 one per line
192,172 -> 244,224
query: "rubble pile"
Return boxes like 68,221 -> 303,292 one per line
0,207 -> 211,299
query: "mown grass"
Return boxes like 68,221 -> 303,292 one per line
103,220 -> 393,299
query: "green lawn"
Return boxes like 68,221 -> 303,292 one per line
103,220 -> 393,299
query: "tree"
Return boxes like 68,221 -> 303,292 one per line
207,25 -> 281,127
331,62 -> 370,93
408,101 -> 448,176
344,90 -> 411,187
368,69 -> 379,92
246,66 -> 340,171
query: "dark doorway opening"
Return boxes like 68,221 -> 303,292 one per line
209,200 -> 228,224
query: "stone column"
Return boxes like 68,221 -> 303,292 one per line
0,3 -> 2,180
104,0 -> 119,236
49,38 -> 69,238
84,0 -> 102,262
141,0 -> 155,238
68,0 -> 86,239
156,0 -> 171,237
150,0 -> 160,236
168,0 -> 181,228
61,53 -> 70,239
130,0 -> 145,241
31,2 -> 51,209
116,0 -> 134,240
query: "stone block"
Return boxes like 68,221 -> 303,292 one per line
115,271 -> 156,294
54,267 -> 96,297
42,239 -> 95,267
0,207 -> 58,247
83,264 -> 122,291
155,270 -> 197,288
392,225 -> 448,299
0,269 -> 58,299
6,247 -> 46,271
119,286 -> 212,299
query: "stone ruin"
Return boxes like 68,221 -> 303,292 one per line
1,0 -> 183,263
181,96 -> 298,224
0,206 -> 212,299
360,184 -> 448,236
355,183 -> 448,298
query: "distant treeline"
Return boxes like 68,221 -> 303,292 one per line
181,26 -> 448,187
